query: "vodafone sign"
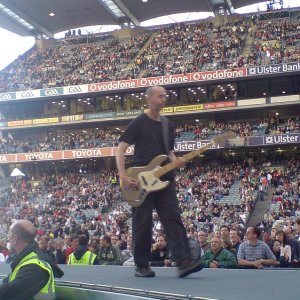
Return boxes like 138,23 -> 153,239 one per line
88,68 -> 246,92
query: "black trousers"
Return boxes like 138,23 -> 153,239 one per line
132,181 -> 191,267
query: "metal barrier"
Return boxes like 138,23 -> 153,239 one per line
55,281 -> 210,300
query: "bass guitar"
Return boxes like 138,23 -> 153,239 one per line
121,132 -> 235,207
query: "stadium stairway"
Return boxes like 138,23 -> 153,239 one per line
124,31 -> 157,73
219,181 -> 242,205
246,188 -> 272,227
241,28 -> 254,57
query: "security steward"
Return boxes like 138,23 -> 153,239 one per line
67,235 -> 99,265
0,220 -> 55,300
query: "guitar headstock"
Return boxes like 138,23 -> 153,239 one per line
211,132 -> 236,145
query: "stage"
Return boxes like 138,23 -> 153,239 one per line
1,264 -> 300,300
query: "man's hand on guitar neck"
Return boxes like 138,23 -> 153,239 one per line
120,175 -> 139,190
170,152 -> 186,169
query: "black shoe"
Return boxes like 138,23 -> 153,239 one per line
178,259 -> 203,278
135,266 -> 155,277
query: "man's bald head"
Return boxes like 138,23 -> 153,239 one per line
10,220 -> 36,245
145,86 -> 166,99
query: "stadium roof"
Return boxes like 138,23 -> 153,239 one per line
0,0 -> 265,37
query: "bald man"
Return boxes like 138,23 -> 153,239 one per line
116,86 -> 203,278
0,220 -> 55,300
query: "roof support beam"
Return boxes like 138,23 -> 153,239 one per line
113,0 -> 140,26
224,0 -> 235,14
0,0 -> 54,37
206,0 -> 232,16
97,0 -> 124,25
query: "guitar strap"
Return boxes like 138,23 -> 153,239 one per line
161,116 -> 170,154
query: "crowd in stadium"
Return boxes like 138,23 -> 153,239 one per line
0,114 -> 299,154
0,33 -> 150,92
0,158 -> 299,268
135,20 -> 248,77
0,17 -> 299,93
247,19 -> 300,66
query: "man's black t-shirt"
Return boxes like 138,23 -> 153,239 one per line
119,113 -> 175,180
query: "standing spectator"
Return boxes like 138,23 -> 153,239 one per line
64,234 -> 79,263
237,226 -> 277,269
202,237 -> 237,268
53,238 -> 66,264
68,235 -> 98,265
98,235 -> 122,265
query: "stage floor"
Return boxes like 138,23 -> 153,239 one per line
1,264 -> 300,300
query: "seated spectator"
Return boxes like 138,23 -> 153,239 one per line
98,234 -> 122,265
118,233 -> 127,251
77,223 -> 90,241
150,235 -> 170,267
220,225 -> 230,238
202,237 -> 237,268
276,230 -> 293,265
122,235 -> 134,265
229,228 -> 241,252
237,226 -> 277,269
271,240 -> 290,267
221,236 -> 237,257
89,237 -> 100,254
197,230 -> 211,254
111,235 -> 120,248
68,235 -> 98,265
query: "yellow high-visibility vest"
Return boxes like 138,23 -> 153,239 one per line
9,251 -> 55,300
67,250 -> 97,265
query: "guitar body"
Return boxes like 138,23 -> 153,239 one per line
121,155 -> 169,207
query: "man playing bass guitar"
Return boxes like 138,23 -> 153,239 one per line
116,85 -> 203,278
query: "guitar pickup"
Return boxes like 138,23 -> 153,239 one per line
151,180 -> 158,186
141,176 -> 148,186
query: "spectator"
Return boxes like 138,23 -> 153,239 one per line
237,226 -> 277,269
197,230 -> 211,254
64,234 -> 79,263
229,228 -> 241,252
202,237 -> 237,268
68,235 -> 98,265
221,236 -> 237,257
220,225 -> 230,238
98,234 -> 122,265
150,235 -> 170,267
276,230 -> 296,265
271,239 -> 290,267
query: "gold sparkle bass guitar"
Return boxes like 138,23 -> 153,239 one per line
121,132 -> 235,207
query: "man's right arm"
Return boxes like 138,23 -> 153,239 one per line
116,141 -> 138,188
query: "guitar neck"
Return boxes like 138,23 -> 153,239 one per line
155,142 -> 213,178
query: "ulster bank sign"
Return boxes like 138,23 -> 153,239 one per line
247,62 -> 300,76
